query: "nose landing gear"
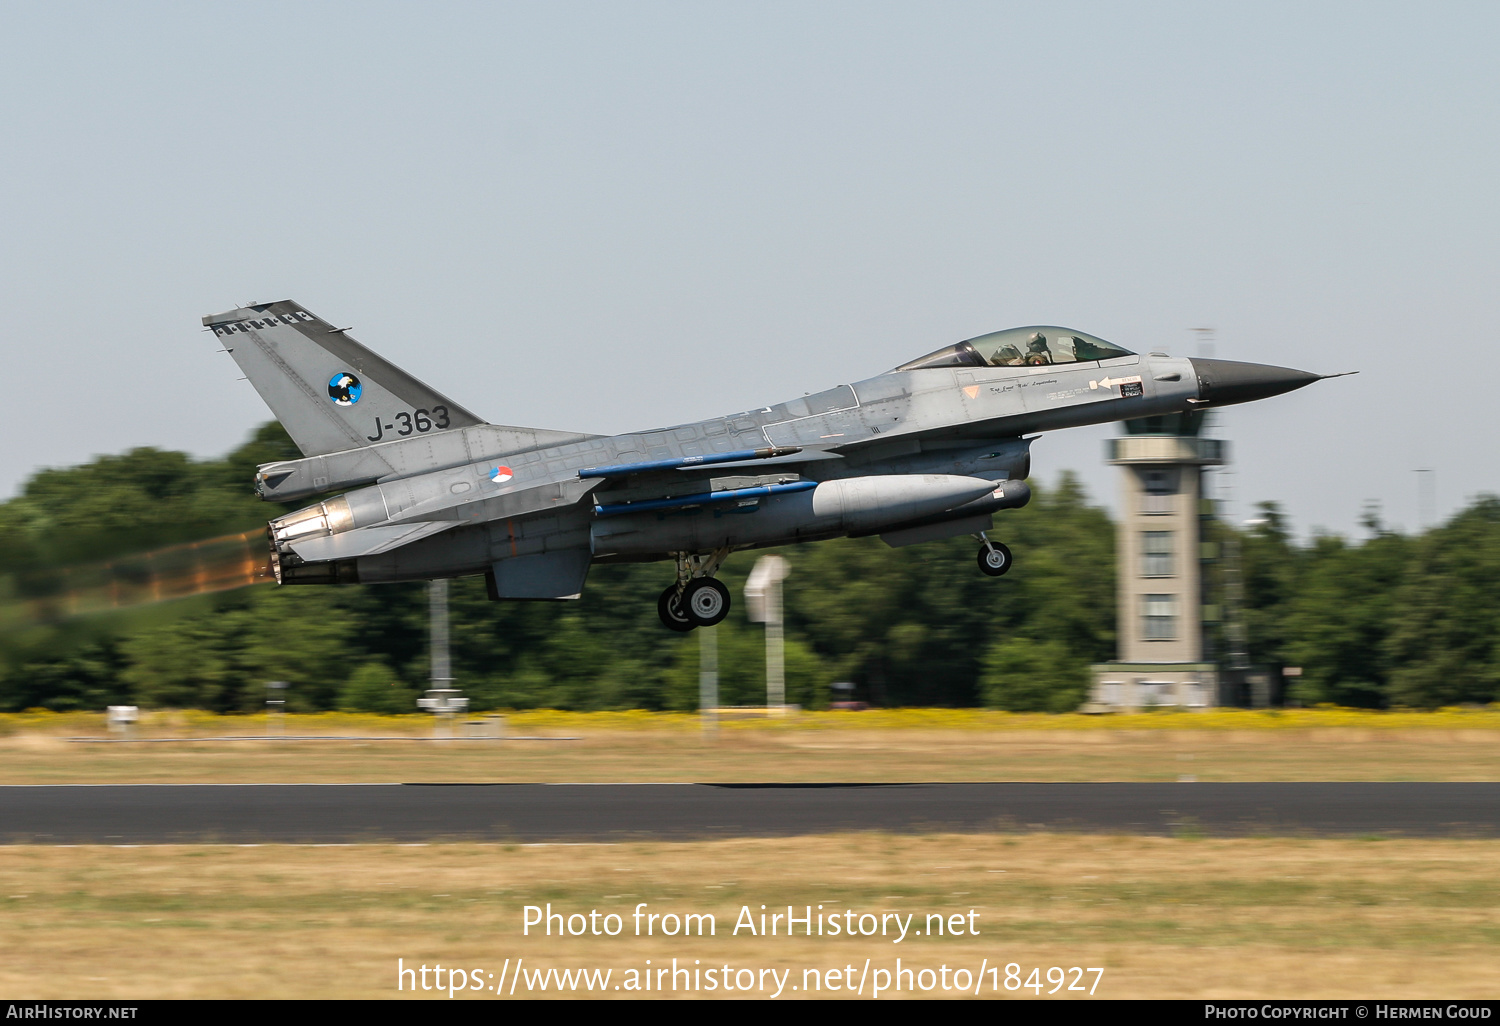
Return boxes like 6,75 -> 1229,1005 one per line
976,532 -> 1013,577
657,548 -> 733,630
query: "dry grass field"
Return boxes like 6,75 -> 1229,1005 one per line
4,709 -> 1497,999
2,833 -> 1497,1000
2,708 -> 1500,784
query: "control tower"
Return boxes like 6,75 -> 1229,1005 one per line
1089,412 -> 1225,710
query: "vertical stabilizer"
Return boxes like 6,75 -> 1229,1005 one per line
204,300 -> 485,457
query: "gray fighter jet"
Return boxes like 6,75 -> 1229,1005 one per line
206,302 -> 1327,630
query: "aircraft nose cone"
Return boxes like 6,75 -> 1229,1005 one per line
1188,358 -> 1321,407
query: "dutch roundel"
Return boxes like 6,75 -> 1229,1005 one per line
490,466 -> 513,484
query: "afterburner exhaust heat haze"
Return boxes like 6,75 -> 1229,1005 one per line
0,531 -> 272,631
207,301 -> 1336,630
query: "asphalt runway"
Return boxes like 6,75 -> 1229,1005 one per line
2,782 -> 1498,844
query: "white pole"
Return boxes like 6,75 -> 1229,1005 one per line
766,576 -> 784,713
699,624 -> 718,735
745,555 -> 790,716
428,579 -> 456,737
429,579 -> 451,689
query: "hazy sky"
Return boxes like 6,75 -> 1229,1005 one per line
2,2 -> 1496,538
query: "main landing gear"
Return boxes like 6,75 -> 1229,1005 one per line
657,548 -> 732,631
657,585 -> 695,632
976,532 -> 1013,578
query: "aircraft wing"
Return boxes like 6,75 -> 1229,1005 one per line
569,447 -> 841,520
287,521 -> 459,561
386,478 -> 603,525
381,448 -> 834,528
301,442 -> 843,559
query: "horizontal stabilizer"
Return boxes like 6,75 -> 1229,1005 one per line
287,521 -> 457,562
256,424 -> 607,503
390,477 -> 600,525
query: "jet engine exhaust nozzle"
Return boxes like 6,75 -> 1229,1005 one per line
266,497 -> 361,585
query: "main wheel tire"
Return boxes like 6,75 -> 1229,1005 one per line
682,577 -> 731,627
977,541 -> 1013,577
657,584 -> 696,632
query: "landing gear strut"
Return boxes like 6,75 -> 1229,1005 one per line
657,548 -> 733,630
976,532 -> 1012,577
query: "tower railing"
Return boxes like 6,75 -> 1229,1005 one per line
1106,436 -> 1227,465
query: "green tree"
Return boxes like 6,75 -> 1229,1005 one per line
1282,531 -> 1409,707
338,660 -> 417,714
36,423 -> 1500,716
232,588 -> 363,711
119,614 -> 242,710
116,584 -> 361,712
1234,502 -> 1302,669
0,422 -> 301,577
979,636 -> 1089,712
1383,498 -> 1500,708
662,619 -> 828,711
0,641 -> 129,712
790,471 -> 1113,706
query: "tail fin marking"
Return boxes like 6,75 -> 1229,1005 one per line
204,300 -> 485,457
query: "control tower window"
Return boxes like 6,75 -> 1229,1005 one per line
1142,531 -> 1175,577
1142,594 -> 1178,641
1143,470 -> 1176,495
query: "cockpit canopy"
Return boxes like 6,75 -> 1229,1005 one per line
894,326 -> 1134,372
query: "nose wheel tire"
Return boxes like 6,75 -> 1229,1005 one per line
657,585 -> 696,632
977,541 -> 1013,577
683,577 -> 731,626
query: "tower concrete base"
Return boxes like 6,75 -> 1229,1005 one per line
1087,663 -> 1219,711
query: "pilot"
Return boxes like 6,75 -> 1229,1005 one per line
1024,332 -> 1053,365
990,344 -> 1025,366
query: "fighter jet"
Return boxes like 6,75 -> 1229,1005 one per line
205,302 -> 1326,631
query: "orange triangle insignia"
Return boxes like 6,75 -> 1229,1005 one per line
962,385 -> 980,399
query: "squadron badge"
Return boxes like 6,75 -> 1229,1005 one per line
328,372 -> 362,406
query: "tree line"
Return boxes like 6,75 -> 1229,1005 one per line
0,423 -> 1494,712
